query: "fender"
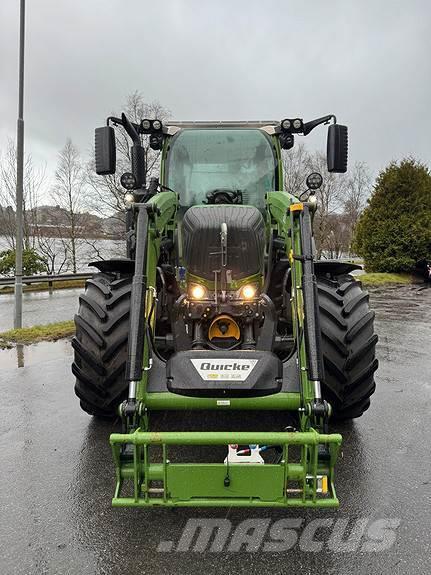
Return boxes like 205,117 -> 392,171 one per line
314,260 -> 362,278
89,258 -> 135,274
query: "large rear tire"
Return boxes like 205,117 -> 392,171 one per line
317,274 -> 378,419
72,272 -> 131,417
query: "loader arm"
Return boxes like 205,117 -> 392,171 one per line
266,191 -> 326,420
125,191 -> 178,411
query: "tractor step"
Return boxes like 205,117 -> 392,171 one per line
110,429 -> 342,508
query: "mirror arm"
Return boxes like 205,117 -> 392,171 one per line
107,115 -> 122,126
107,115 -> 142,142
105,114 -> 145,186
303,114 -> 336,136
121,113 -> 141,144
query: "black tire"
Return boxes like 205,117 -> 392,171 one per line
72,272 -> 132,416
317,274 -> 378,419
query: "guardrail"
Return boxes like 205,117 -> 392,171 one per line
0,272 -> 92,288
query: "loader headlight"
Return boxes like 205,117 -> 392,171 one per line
190,284 -> 207,299
241,284 -> 257,299
306,172 -> 323,190
121,172 -> 137,190
124,192 -> 135,205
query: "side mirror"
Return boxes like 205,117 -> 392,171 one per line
327,124 -> 348,173
95,126 -> 116,175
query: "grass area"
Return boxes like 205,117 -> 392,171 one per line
359,272 -> 412,287
346,259 -> 364,265
0,279 -> 85,295
0,320 -> 75,348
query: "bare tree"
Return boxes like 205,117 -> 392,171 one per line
323,213 -> 351,259
0,138 -> 45,249
282,143 -> 311,196
282,147 -> 347,257
343,162 -> 372,254
86,91 -> 171,223
306,151 -> 347,258
282,145 -> 355,257
35,235 -> 71,274
31,207 -> 71,274
51,139 -> 87,272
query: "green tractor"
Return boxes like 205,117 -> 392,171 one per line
72,113 -> 378,508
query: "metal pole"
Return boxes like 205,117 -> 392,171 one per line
14,0 -> 25,329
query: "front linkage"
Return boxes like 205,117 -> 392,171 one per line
110,430 -> 341,508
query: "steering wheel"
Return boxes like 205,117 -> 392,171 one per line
205,189 -> 243,205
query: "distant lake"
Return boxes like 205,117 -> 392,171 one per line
0,235 -> 125,273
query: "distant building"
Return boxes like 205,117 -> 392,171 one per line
0,204 -> 123,240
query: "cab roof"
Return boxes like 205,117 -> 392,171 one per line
164,121 -> 280,135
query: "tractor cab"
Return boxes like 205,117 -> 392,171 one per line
163,124 -> 280,210
162,125 -> 279,298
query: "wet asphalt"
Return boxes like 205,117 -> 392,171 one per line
0,288 -> 82,332
0,285 -> 430,574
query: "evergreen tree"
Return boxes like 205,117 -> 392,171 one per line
353,159 -> 431,272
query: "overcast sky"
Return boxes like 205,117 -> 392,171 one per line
1,0 -> 430,194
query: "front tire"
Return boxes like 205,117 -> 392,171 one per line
318,274 -> 378,419
72,272 -> 131,416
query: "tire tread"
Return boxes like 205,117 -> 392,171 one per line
318,274 -> 378,419
72,272 -> 131,417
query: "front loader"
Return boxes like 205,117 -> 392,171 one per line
72,113 -> 378,507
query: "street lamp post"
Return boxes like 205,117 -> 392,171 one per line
14,0 -> 25,329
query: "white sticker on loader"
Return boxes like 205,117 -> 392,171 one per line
190,358 -> 258,381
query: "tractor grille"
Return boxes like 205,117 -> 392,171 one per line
182,205 -> 265,281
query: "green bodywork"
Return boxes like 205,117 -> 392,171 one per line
110,129 -> 343,507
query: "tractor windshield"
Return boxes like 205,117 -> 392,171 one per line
165,128 -> 277,207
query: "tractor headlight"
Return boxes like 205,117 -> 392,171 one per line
190,284 -> 207,300
152,119 -> 162,131
281,119 -> 291,130
292,118 -> 302,130
240,284 -> 257,300
141,119 -> 151,131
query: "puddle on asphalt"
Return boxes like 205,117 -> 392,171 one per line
0,338 -> 74,370
369,284 -> 431,321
